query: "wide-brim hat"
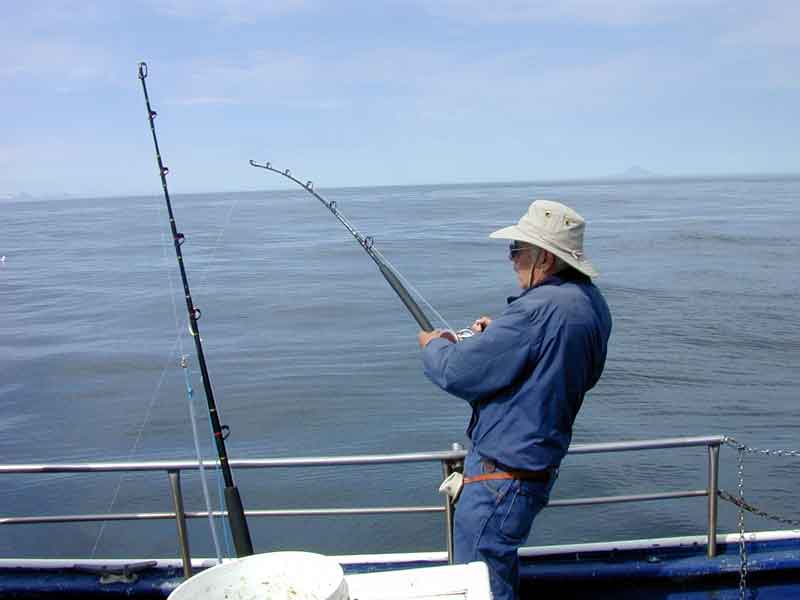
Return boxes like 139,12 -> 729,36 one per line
490,199 -> 599,279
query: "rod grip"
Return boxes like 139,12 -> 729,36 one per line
378,264 -> 434,332
224,486 -> 254,557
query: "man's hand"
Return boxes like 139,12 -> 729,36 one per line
418,329 -> 457,348
470,316 -> 492,333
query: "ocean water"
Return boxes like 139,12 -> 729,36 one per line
1,175 -> 798,559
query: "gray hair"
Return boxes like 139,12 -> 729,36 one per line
527,245 -> 568,274
552,254 -> 568,274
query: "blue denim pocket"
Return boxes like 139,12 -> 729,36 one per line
498,483 -> 535,542
499,471 -> 556,542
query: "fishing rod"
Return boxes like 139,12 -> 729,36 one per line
138,62 -> 253,558
249,160 -> 440,333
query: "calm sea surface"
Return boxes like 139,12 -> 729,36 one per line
1,175 -> 798,559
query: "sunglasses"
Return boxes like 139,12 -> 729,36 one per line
508,241 -> 529,260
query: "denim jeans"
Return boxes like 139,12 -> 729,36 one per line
454,451 -> 556,600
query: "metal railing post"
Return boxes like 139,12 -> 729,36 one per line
441,459 -> 455,565
167,470 -> 193,578
441,443 -> 464,565
707,444 -> 720,558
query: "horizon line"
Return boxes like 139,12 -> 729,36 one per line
5,170 -> 800,201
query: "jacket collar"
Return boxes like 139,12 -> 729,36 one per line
506,267 -> 587,304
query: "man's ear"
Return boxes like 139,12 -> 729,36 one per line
541,249 -> 556,270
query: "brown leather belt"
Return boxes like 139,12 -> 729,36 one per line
464,469 -> 550,485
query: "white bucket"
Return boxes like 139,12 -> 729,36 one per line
168,551 -> 350,600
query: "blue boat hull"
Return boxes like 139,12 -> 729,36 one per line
518,536 -> 800,599
1,535 -> 799,598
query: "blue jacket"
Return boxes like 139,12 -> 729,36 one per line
422,269 -> 612,471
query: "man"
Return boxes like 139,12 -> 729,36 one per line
418,200 -> 612,600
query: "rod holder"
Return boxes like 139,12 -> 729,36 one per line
168,470 -> 193,578
441,442 -> 464,565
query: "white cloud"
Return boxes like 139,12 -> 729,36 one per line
169,96 -> 242,106
162,43 -> 703,123
166,47 -> 470,110
0,38 -> 111,85
418,0 -> 723,26
168,51 -> 315,105
720,1 -> 800,48
6,2 -> 108,26
154,0 -> 313,23
397,48 -> 692,121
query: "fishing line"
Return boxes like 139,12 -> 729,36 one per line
180,356 -> 224,562
249,160 -> 473,339
93,66 -> 244,560
89,199 -> 233,559
159,200 -> 225,563
157,206 -> 236,560
88,204 -> 185,556
165,193 -> 240,561
89,355 -> 171,558
370,248 -> 453,331
88,206 -> 184,557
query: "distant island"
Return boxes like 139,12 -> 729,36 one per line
0,192 -> 24,201
1,191 -> 76,201
1,192 -> 36,201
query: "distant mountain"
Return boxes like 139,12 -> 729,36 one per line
614,166 -> 657,178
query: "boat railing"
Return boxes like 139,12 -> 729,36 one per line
0,434 -> 725,577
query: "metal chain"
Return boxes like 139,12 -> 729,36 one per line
718,489 -> 800,528
724,436 -> 800,457
735,446 -> 748,600
721,437 -> 800,600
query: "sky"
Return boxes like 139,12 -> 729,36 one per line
1,0 -> 798,197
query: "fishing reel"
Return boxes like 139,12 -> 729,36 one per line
455,328 -> 477,341
437,328 -> 478,343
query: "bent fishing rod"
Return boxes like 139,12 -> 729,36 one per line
138,62 -> 253,557
250,160 -> 439,333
